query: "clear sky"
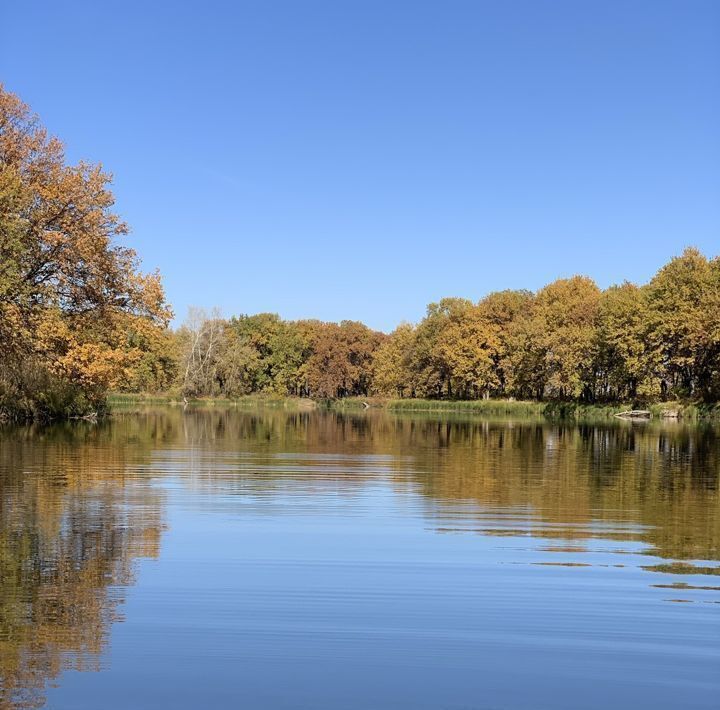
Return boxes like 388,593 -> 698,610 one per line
2,1 -> 719,331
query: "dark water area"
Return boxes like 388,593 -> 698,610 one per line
0,408 -> 718,709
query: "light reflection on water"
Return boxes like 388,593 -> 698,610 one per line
0,408 -> 718,709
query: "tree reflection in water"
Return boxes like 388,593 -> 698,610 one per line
0,409 -> 718,708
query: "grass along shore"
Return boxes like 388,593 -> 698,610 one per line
388,398 -> 720,420
108,393 -> 720,422
107,392 -> 317,410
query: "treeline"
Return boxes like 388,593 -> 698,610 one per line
2,84 -> 719,418
154,246 -> 719,404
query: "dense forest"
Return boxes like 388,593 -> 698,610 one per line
166,249 -> 720,406
1,85 -> 719,419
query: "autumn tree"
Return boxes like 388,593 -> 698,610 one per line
533,276 -> 601,400
305,321 -> 384,398
407,299 -> 464,398
434,300 -> 500,399
0,85 -> 171,417
594,283 -> 657,401
475,289 -> 533,397
645,248 -> 719,400
501,302 -> 548,400
371,323 -> 417,397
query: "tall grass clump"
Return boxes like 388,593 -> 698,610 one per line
386,399 -> 546,416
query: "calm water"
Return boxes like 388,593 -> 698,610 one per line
1,409 -> 719,710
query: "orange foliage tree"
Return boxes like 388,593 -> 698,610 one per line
0,85 -> 172,418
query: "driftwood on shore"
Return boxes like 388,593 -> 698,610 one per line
69,412 -> 98,421
614,410 -> 651,419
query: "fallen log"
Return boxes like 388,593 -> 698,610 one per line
69,412 -> 98,421
614,410 -> 651,419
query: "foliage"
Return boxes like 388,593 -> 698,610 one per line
645,248 -> 720,401
305,320 -> 385,398
0,85 -> 172,419
2,84 -> 718,414
170,248 -> 720,406
371,323 -> 417,397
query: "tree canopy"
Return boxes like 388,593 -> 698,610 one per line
172,247 -> 720,405
0,84 -> 172,418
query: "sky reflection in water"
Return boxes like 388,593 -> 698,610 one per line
0,409 -> 718,709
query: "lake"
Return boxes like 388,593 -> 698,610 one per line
1,408 -> 718,709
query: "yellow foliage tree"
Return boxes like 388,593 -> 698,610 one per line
0,85 -> 172,418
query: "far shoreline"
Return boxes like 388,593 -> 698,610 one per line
106,393 -> 720,422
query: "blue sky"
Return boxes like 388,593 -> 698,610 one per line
3,1 -> 719,331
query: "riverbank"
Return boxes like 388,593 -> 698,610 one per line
110,393 -> 720,422
325,397 -> 720,421
107,392 -> 317,410
389,399 -> 720,420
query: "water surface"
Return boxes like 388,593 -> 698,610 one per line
1,409 -> 718,709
